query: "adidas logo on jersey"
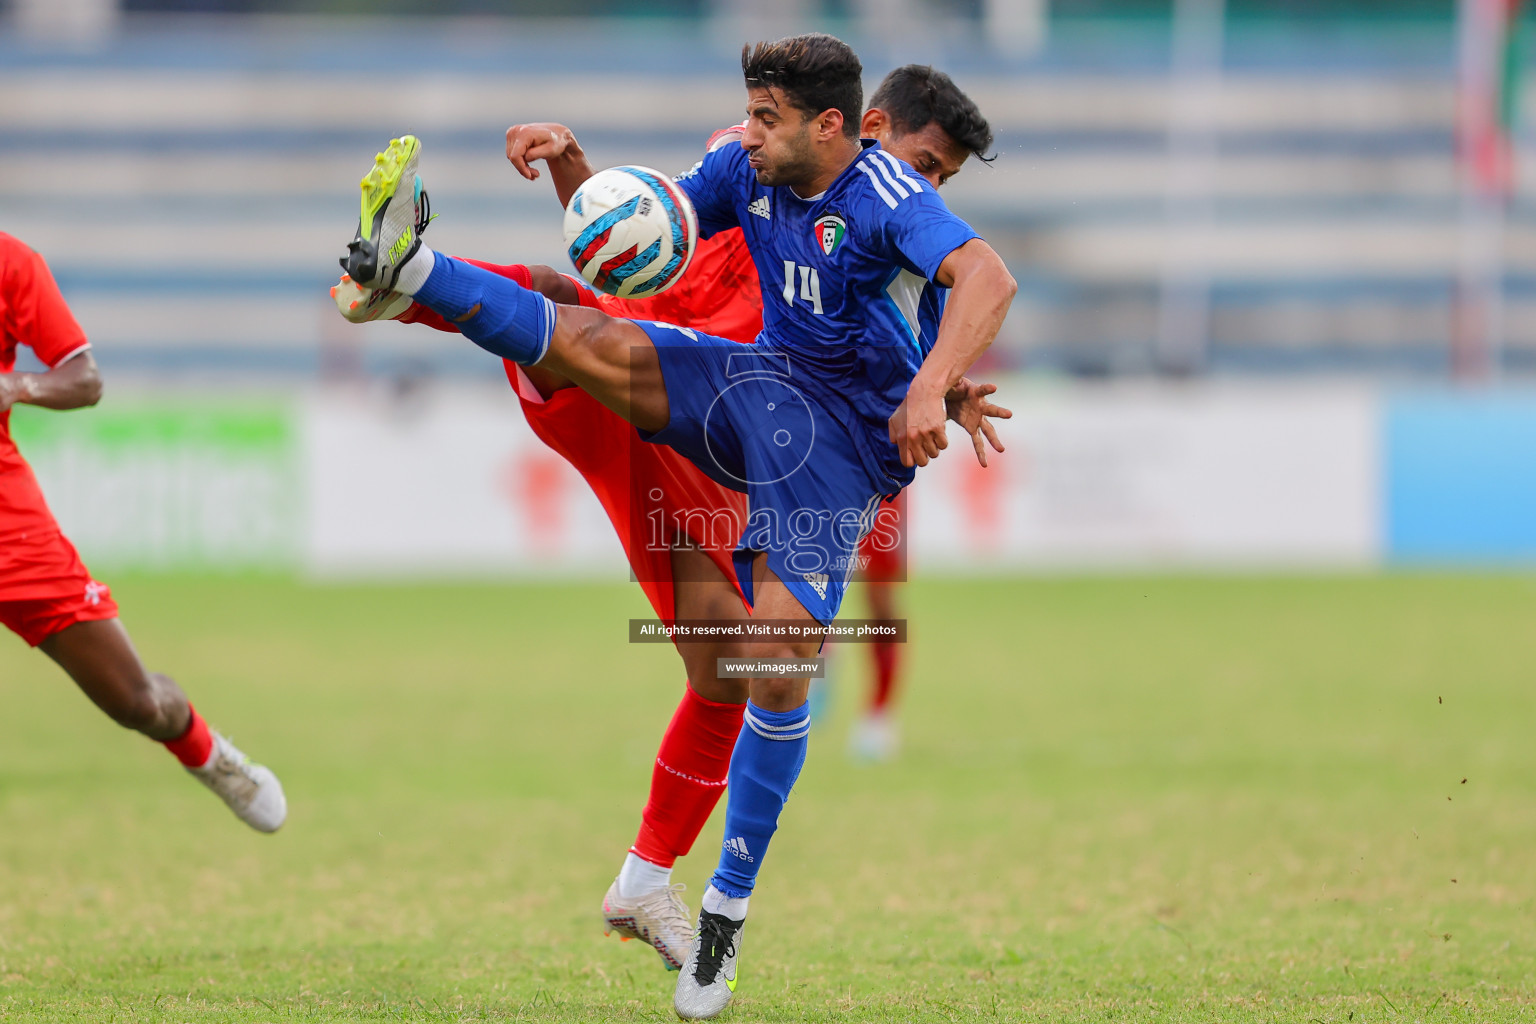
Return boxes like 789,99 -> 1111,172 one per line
803,573 -> 829,599
724,837 -> 754,862
748,196 -> 771,220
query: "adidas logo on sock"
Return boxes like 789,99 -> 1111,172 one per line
748,196 -> 771,220
723,836 -> 755,863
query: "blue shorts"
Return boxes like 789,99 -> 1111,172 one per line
636,320 -> 885,624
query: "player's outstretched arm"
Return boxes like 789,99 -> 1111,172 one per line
890,239 -> 1017,468
505,123 -> 597,208
0,350 -> 102,414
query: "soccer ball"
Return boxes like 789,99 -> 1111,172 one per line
563,166 -> 698,298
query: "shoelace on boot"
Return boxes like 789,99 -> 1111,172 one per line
637,883 -> 689,925
415,187 -> 434,237
691,909 -> 739,986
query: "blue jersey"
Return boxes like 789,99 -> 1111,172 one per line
674,139 -> 978,490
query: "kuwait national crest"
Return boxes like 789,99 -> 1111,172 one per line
814,214 -> 847,256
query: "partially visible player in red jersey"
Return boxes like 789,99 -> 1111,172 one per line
331,65 -> 1004,969
1,233 -> 287,833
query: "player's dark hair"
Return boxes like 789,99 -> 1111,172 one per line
741,33 -> 863,139
869,64 -> 995,163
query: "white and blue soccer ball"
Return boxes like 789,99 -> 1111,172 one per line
563,166 -> 698,298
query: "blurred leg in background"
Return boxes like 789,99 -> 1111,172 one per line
849,496 -> 905,763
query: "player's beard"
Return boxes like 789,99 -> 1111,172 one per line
752,124 -> 819,188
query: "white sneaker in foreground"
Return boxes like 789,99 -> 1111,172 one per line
674,908 -> 745,1019
602,878 -> 692,971
848,710 -> 899,762
189,732 -> 286,833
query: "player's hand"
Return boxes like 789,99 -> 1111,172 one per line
505,122 -> 578,181
331,274 -> 412,323
944,377 -> 1011,468
889,385 -> 950,469
0,374 -> 19,414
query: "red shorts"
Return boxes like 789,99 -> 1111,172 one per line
0,527 -> 118,647
400,257 -> 756,626
507,362 -> 748,624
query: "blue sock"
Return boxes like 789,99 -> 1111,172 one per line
710,700 -> 811,899
413,253 -> 556,365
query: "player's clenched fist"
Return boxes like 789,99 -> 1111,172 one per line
505,122 -> 580,181
331,274 -> 410,323
506,122 -> 597,208
889,386 -> 951,469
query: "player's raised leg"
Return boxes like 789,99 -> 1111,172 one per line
674,557 -> 821,1020
339,136 -> 672,434
40,618 -> 286,833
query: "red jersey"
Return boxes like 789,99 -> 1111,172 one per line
596,227 -> 762,345
401,259 -> 751,623
2,234 -> 91,471
1,234 -> 97,602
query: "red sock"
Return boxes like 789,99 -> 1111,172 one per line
631,685 -> 745,867
869,641 -> 900,712
163,704 -> 213,768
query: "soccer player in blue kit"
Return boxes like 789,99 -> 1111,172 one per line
338,33 -> 1015,1019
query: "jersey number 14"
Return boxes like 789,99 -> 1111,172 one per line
781,261 -> 823,315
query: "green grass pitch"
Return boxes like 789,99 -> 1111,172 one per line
2,574 -> 1534,1022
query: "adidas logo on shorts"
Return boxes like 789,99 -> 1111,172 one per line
747,196 -> 771,220
803,573 -> 829,599
723,836 -> 754,862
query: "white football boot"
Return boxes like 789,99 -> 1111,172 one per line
188,731 -> 287,833
674,907 -> 746,1019
601,878 -> 692,971
341,134 -> 431,291
331,273 -> 412,323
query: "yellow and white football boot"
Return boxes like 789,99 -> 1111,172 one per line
341,134 -> 431,291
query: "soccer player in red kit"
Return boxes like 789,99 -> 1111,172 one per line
1,233 -> 287,832
331,65 -> 1005,969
